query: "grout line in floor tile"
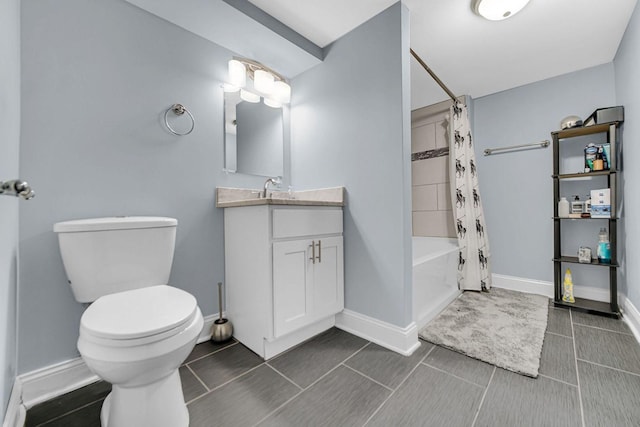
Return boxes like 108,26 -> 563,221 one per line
340,341 -> 371,365
340,363 -> 394,392
470,366 -> 495,427
264,362 -> 304,391
35,397 -> 105,427
251,389 -> 304,427
569,310 -> 586,427
361,346 -> 434,427
420,361 -> 486,390
576,358 -> 640,378
546,330 -> 572,339
184,341 -> 239,366
572,322 -> 633,336
186,363 -> 210,392
186,362 -> 267,406
538,373 -> 578,388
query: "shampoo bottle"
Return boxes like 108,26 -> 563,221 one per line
562,268 -> 575,303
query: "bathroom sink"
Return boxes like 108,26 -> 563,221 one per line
215,187 -> 345,208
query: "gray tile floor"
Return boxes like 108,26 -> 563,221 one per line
26,306 -> 640,427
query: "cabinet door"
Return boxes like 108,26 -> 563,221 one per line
272,240 -> 313,338
312,236 -> 344,318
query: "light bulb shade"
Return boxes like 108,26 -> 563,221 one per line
273,80 -> 291,104
264,97 -> 282,108
228,59 -> 247,88
254,69 -> 275,94
472,0 -> 530,21
240,89 -> 260,103
223,83 -> 240,93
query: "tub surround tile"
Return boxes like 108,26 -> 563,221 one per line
412,156 -> 449,186
437,183 -> 452,211
367,364 -> 484,427
578,360 -> 640,427
188,365 -> 299,427
411,122 -> 436,153
574,325 -> 640,374
473,369 -> 581,427
411,184 -> 438,212
258,366 -> 389,427
435,119 -> 449,148
344,342 -> 433,389
188,342 -> 264,390
268,328 -> 367,389
411,147 -> 449,161
413,210 -> 456,238
423,346 -> 494,387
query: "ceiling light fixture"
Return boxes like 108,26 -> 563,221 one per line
472,0 -> 531,21
227,58 -> 291,107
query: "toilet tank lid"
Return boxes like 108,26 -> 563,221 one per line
54,216 -> 177,233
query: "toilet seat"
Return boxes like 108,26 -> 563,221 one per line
80,285 -> 198,347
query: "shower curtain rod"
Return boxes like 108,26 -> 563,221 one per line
410,48 -> 458,105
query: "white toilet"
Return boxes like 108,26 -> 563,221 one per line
54,217 -> 204,427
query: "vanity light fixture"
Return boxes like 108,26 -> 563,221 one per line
226,57 -> 291,107
240,89 -> 260,103
472,0 -> 531,21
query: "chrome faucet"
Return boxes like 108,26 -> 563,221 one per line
0,179 -> 35,200
262,177 -> 279,199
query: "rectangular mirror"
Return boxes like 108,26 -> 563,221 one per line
224,90 -> 284,177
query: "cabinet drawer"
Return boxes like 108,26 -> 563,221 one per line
272,209 -> 343,239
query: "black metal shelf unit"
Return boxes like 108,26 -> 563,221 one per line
551,122 -> 621,318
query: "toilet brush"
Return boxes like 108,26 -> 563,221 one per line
211,282 -> 233,342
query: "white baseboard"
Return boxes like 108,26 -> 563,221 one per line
18,312 -> 217,410
19,357 -> 98,410
197,313 -> 218,344
335,309 -> 420,356
2,379 -> 25,427
620,297 -> 640,345
492,273 -> 610,302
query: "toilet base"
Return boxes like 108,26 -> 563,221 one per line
100,370 -> 189,427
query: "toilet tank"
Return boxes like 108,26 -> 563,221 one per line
54,217 -> 178,303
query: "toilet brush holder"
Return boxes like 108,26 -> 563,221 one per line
211,282 -> 233,343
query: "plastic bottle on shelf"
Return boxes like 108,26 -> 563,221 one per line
558,197 -> 570,218
597,228 -> 611,264
562,268 -> 575,303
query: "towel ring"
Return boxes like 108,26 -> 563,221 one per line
164,104 -> 195,136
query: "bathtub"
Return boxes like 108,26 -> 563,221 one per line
412,237 -> 461,330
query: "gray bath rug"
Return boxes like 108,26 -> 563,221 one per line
419,288 -> 548,377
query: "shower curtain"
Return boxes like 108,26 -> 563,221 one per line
450,102 -> 492,291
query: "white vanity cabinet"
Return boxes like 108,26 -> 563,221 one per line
224,205 -> 344,359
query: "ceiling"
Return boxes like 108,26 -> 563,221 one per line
249,0 -> 638,109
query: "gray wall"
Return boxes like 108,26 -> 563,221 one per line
473,64 -> 617,288
19,0 -> 270,374
290,3 -> 414,327
0,0 -> 20,418
614,1 -> 640,307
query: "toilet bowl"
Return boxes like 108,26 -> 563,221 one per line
78,285 -> 203,427
54,217 -> 204,427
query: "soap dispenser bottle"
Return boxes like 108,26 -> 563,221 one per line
597,228 -> 611,264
